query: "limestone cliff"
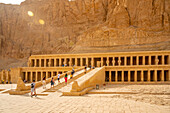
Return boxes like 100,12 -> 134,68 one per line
0,0 -> 170,58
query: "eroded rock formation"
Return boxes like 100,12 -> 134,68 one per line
0,0 -> 169,58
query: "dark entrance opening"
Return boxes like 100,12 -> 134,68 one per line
145,56 -> 149,65
158,56 -> 162,65
139,56 -> 143,65
157,70 -> 162,81
164,70 -> 169,81
118,71 -> 122,82
115,57 -> 118,66
130,71 -> 135,82
127,57 -> 130,65
137,71 -> 141,82
150,70 -> 154,81
105,71 -> 109,82
144,71 -> 148,81
41,59 -> 44,67
111,71 -> 115,82
151,56 -> 155,65
124,71 -> 128,82
121,57 -> 124,66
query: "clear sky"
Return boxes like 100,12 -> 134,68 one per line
0,0 -> 25,5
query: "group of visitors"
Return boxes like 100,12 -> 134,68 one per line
31,68 -> 75,97
1,80 -> 12,84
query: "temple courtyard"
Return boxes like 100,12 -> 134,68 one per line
0,84 -> 170,113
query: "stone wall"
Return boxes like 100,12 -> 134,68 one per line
0,0 -> 169,58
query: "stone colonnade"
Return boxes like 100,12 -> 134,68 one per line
5,51 -> 170,84
21,70 -> 65,83
105,69 -> 170,83
0,70 -> 11,84
29,54 -> 170,68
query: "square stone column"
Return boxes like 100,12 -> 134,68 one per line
41,72 -> 43,81
64,58 -> 66,66
154,70 -> 157,82
35,71 -> 38,82
101,57 -> 103,66
155,55 -> 159,65
115,71 -> 118,82
30,72 -> 33,82
54,59 -> 57,67
122,71 -> 124,82
109,71 -> 111,82
148,70 -> 150,82
118,57 -> 121,66
51,71 -> 54,78
39,59 -> 41,67
106,57 -> 109,66
25,71 -> 28,81
75,58 -> 77,66
162,55 -> 165,65
112,57 -> 115,66
124,57 -> 127,66
80,58 -> 83,66
141,70 -> 144,82
46,71 -> 48,79
134,71 -> 137,82
143,56 -> 145,65
59,58 -> 62,66
86,57 -> 88,66
161,70 -> 164,82
69,58 -> 72,66
128,71 -> 131,82
91,58 -> 94,67
137,56 -> 139,65
44,59 -> 47,67
34,59 -> 37,67
6,71 -> 9,83
48,59 -> 51,67
149,56 -> 151,65
130,56 -> 133,66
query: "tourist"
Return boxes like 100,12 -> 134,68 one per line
57,72 -> 60,83
42,77 -> 46,89
24,80 -> 27,83
31,80 -> 37,97
89,65 -> 91,69
84,65 -> 87,74
2,80 -> 4,84
51,77 -> 54,88
65,73 -> 68,85
70,68 -> 74,79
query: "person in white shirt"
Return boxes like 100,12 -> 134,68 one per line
57,72 -> 60,83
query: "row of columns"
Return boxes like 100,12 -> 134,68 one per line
0,70 -> 11,83
29,55 -> 169,67
23,71 -> 63,82
107,70 -> 170,82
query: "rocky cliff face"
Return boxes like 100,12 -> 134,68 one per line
0,0 -> 170,58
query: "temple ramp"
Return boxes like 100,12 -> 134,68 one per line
62,67 -> 105,96
35,68 -> 91,95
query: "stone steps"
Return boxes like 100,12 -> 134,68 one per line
35,68 -> 92,95
59,68 -> 101,93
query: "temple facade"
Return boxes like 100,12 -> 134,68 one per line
0,51 -> 170,84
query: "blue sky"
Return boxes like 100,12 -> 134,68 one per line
0,0 -> 25,5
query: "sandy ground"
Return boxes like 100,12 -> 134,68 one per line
0,84 -> 170,113
0,68 -> 169,113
